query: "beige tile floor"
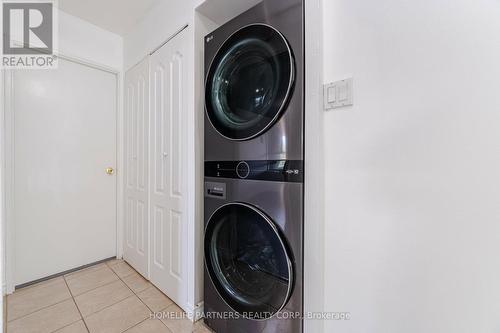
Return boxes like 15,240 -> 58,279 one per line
6,259 -> 212,333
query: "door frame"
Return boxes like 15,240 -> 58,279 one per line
3,52 -> 123,293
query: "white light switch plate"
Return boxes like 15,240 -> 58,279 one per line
324,78 -> 353,110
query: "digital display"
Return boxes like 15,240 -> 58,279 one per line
205,160 -> 303,183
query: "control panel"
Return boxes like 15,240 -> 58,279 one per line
205,182 -> 226,199
205,160 -> 303,183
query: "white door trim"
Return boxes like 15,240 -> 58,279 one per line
3,53 -> 123,293
304,0 -> 325,332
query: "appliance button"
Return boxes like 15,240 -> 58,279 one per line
236,161 -> 250,179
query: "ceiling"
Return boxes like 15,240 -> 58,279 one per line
58,0 -> 161,36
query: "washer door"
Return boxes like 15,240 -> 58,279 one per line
205,24 -> 295,141
204,203 -> 293,319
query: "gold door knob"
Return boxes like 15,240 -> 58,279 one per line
106,167 -> 115,175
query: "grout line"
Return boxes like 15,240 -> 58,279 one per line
122,317 -> 150,332
7,295 -> 85,333
117,261 -> 151,296
7,260 -> 184,333
6,259 -> 130,331
117,260 -> 190,329
122,317 -> 159,333
16,257 -> 116,290
63,275 -> 91,333
74,262 -> 138,319
125,316 -> 174,333
70,278 -> 122,299
65,263 -> 111,282
6,296 -> 73,323
11,275 -> 64,294
122,307 -> 173,333
105,259 -> 124,267
112,262 -> 176,332
83,294 -> 137,320
117,265 -> 151,309
66,260 -> 126,297
108,262 -> 136,279
81,295 -> 153,333
68,264 -> 135,320
49,318 -> 86,333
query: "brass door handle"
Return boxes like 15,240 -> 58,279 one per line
106,167 -> 115,175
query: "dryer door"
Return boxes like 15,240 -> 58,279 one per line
205,24 -> 295,141
204,203 -> 293,319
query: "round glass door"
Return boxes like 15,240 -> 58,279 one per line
205,24 -> 295,141
204,203 -> 293,319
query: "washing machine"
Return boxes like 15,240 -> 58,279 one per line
204,0 -> 303,161
204,171 -> 303,333
203,0 -> 304,332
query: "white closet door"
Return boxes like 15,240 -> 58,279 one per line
123,58 -> 150,277
149,28 -> 189,307
11,58 -> 117,285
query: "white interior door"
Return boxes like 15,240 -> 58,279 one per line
10,58 -> 117,286
123,59 -> 150,277
149,29 -> 189,307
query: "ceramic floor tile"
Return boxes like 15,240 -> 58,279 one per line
137,287 -> 173,312
105,259 -> 123,267
7,299 -> 81,333
84,296 -> 151,333
7,277 -> 72,321
65,265 -> 119,296
54,320 -> 88,333
193,320 -> 214,333
125,319 -> 172,333
122,272 -> 151,294
109,261 -> 135,278
74,279 -> 133,317
159,304 -> 194,333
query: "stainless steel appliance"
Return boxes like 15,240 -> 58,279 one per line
203,0 -> 304,332
204,169 -> 303,332
204,0 -> 303,161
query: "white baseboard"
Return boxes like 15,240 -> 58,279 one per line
185,301 -> 204,322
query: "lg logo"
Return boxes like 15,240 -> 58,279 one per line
2,2 -> 53,54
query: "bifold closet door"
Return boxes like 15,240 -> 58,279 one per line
149,28 -> 189,307
123,58 -> 150,277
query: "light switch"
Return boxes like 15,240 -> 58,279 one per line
324,78 -> 353,110
338,83 -> 348,101
327,86 -> 336,103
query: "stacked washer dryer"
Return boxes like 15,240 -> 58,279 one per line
203,0 -> 304,332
